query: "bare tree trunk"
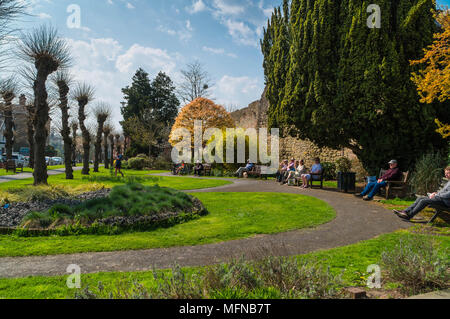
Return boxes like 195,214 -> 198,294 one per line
57,82 -> 73,179
94,121 -> 105,172
78,100 -> 90,175
104,133 -> 109,169
21,95 -> 35,169
116,135 -> 121,156
2,93 -> 14,161
109,134 -> 115,167
33,70 -> 50,185
71,123 -> 77,166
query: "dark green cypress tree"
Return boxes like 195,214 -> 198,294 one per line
262,0 -> 448,174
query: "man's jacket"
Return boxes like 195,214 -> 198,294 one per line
436,181 -> 450,207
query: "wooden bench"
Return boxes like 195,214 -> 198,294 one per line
247,165 -> 262,178
427,204 -> 450,224
5,160 -> 17,174
379,169 -> 409,199
308,172 -> 324,189
203,164 -> 212,176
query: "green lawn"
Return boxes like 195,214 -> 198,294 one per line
0,231 -> 447,299
0,165 -> 67,176
0,168 -> 231,191
0,192 -> 335,257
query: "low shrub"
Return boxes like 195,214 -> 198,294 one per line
74,257 -> 343,299
335,157 -> 352,173
19,183 -> 208,236
127,157 -> 151,170
322,162 -> 337,180
351,158 -> 369,182
381,236 -> 449,295
409,152 -> 447,196
152,156 -> 172,170
2,183 -> 106,204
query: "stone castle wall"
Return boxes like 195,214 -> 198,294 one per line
231,88 -> 358,168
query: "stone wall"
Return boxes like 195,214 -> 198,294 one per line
231,88 -> 358,168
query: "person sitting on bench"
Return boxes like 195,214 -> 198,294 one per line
301,158 -> 323,189
236,160 -> 255,178
194,161 -> 204,176
276,160 -> 288,182
175,161 -> 185,175
394,166 -> 450,221
355,159 -> 402,201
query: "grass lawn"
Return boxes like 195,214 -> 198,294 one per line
0,168 -> 231,191
0,165 -> 67,176
0,192 -> 335,257
0,231 -> 447,299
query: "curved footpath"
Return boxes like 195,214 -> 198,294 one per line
0,174 -> 410,278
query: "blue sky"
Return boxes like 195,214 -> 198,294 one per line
10,0 -> 450,126
14,0 -> 281,125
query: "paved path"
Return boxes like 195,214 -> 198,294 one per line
0,174 -> 411,278
0,166 -> 85,184
407,289 -> 450,299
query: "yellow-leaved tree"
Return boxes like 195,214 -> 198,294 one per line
411,10 -> 450,138
169,97 -> 235,147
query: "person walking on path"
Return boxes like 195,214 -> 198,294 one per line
394,167 -> 450,221
115,154 -> 124,177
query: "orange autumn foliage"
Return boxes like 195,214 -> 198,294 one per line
411,11 -> 450,138
169,97 -> 235,146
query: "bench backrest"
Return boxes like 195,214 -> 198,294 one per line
6,160 -> 15,168
379,169 -> 409,183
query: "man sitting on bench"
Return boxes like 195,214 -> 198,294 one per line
394,166 -> 450,221
236,160 -> 254,178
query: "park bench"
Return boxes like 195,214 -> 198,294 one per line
202,164 -> 212,176
5,160 -> 23,174
378,169 -> 409,199
308,171 -> 324,189
427,204 -> 450,224
247,165 -> 262,179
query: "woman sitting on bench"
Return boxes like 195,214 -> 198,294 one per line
394,167 -> 450,221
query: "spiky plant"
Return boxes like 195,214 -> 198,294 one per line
52,70 -> 73,179
103,123 -> 112,169
72,82 -> 94,175
70,120 -> 78,166
0,77 -> 17,161
19,25 -> 71,185
93,102 -> 111,172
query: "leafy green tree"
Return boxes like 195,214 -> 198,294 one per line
120,69 -> 179,157
262,0 -> 449,174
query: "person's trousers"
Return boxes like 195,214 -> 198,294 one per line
236,167 -> 249,177
360,181 -> 387,199
194,169 -> 203,176
406,197 -> 447,218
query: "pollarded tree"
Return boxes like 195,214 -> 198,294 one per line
0,77 -> 17,161
115,134 -> 121,156
52,70 -> 73,179
93,102 -> 111,172
19,25 -> 71,184
70,120 -> 78,166
72,83 -> 94,175
103,124 -> 112,169
109,131 -> 115,167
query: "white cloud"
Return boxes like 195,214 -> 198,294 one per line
212,0 -> 245,16
224,19 -> 256,47
186,0 -> 207,14
126,2 -> 135,9
202,46 -> 237,58
115,44 -> 177,75
213,75 -> 260,108
37,12 -> 51,19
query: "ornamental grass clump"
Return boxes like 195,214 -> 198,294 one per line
381,236 -> 449,295
20,183 -> 207,235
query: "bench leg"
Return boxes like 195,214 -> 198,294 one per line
428,209 -> 441,224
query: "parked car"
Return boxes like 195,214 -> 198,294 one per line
2,153 -> 26,167
49,157 -> 63,166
